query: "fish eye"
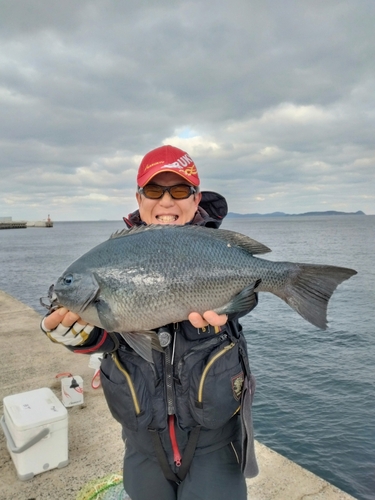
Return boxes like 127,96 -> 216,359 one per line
63,274 -> 74,285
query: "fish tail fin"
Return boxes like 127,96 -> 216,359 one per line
274,264 -> 357,329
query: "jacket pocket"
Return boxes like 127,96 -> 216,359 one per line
100,351 -> 154,431
176,334 -> 245,429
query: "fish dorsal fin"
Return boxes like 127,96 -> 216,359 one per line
109,224 -> 271,255
109,225 -> 151,239
109,224 -> 189,240
201,227 -> 272,255
109,224 -> 184,240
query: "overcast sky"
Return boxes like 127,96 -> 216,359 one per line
1,0 -> 374,221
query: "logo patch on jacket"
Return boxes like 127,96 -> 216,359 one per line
231,372 -> 244,401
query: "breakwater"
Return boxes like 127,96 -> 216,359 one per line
0,215 -> 53,229
0,220 -> 53,229
0,221 -> 27,229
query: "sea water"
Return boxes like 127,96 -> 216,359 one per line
0,215 -> 374,500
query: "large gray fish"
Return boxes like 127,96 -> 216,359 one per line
51,224 -> 356,361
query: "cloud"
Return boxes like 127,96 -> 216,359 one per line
0,0 -> 374,220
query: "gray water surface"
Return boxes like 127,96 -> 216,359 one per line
0,215 -> 373,500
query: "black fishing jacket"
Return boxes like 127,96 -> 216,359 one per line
68,191 -> 258,478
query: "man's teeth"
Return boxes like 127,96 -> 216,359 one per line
157,215 -> 178,222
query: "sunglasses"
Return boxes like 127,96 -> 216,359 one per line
138,184 -> 198,200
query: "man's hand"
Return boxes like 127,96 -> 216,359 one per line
42,307 -> 227,343
188,311 -> 228,329
41,307 -> 94,346
44,307 -> 80,330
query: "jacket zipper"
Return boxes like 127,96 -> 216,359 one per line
197,342 -> 235,403
165,325 -> 182,467
112,352 -> 141,415
165,332 -> 175,415
168,414 -> 182,466
176,333 -> 228,378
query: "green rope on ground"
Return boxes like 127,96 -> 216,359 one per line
76,473 -> 125,500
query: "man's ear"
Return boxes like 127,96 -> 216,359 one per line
194,191 -> 202,206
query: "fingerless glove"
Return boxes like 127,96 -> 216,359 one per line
41,317 -> 94,346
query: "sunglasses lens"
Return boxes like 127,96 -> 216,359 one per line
142,185 -> 164,199
141,184 -> 195,199
169,185 -> 192,199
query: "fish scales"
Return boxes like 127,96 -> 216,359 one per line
52,224 -> 357,335
104,228 -> 254,329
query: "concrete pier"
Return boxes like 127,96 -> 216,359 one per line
26,220 -> 54,227
0,221 -> 53,229
0,216 -> 53,229
0,290 -> 357,500
0,221 -> 27,229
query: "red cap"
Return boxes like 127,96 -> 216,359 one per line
137,145 -> 200,187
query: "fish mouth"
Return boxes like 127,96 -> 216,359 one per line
156,215 -> 178,223
39,283 -> 60,312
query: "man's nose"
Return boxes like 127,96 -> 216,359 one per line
159,191 -> 175,205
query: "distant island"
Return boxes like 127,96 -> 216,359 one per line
227,210 -> 366,218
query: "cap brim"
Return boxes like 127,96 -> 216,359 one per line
138,169 -> 200,187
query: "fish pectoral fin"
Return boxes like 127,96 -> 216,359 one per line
119,331 -> 163,363
214,280 -> 261,315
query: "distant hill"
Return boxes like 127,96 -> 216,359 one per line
227,210 -> 366,218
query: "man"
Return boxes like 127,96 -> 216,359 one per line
41,145 -> 258,500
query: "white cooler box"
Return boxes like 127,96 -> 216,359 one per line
1,387 -> 69,480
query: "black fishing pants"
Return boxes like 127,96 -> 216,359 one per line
123,441 -> 247,500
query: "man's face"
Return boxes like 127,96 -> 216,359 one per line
136,172 -> 202,225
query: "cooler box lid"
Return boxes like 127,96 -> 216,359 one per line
3,387 -> 67,430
